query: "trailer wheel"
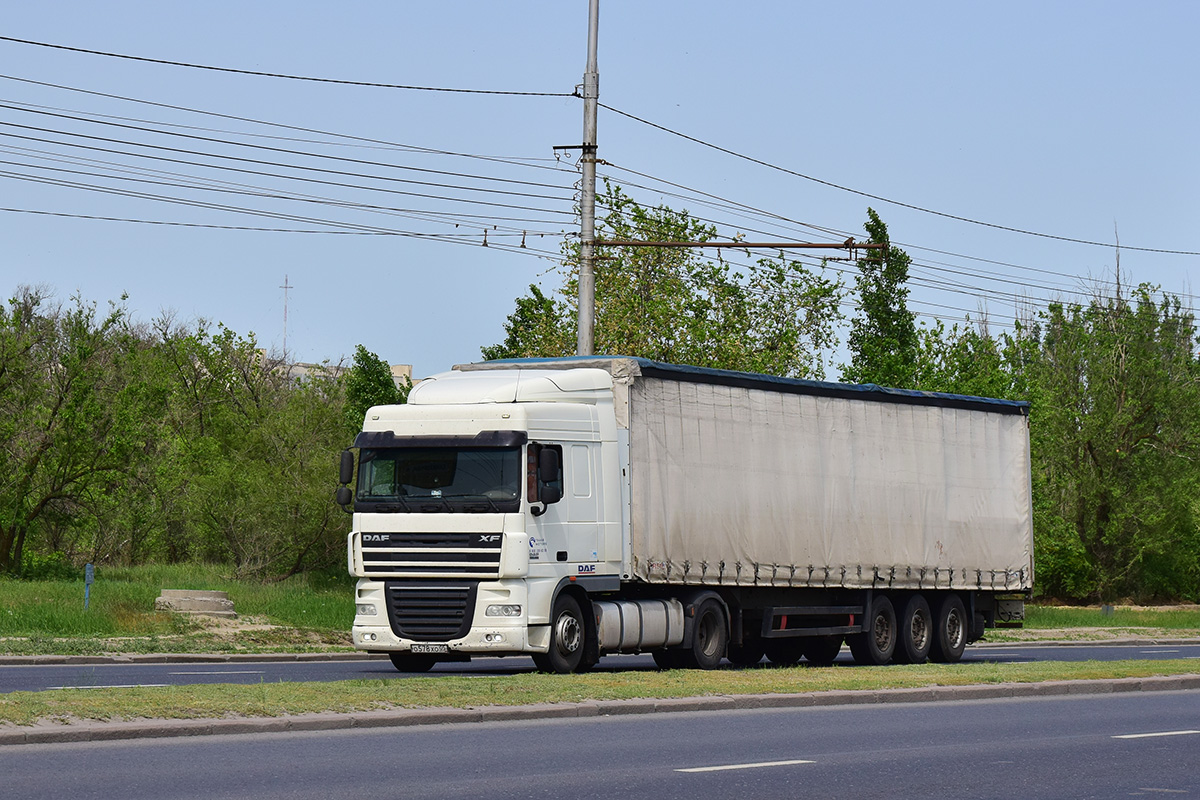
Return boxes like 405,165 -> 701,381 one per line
930,594 -> 967,663
763,639 -> 804,665
388,652 -> 437,673
532,594 -> 585,673
848,595 -> 897,665
682,598 -> 727,670
802,635 -> 843,666
895,594 -> 933,664
726,640 -> 765,667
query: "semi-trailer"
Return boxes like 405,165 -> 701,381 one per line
338,356 -> 1032,672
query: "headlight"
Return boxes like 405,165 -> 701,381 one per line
356,603 -> 377,616
485,604 -> 522,617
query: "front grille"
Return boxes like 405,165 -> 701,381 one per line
360,531 -> 501,579
384,581 -> 477,641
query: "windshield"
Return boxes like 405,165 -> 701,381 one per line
356,446 -> 522,513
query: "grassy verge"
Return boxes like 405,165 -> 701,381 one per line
0,564 -> 352,656
984,604 -> 1200,643
2,660 -> 1198,728
3,563 -> 1199,655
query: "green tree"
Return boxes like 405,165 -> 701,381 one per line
485,183 -> 843,378
480,285 -> 573,361
842,208 -> 919,387
0,290 -> 160,573
1030,287 -> 1200,600
344,345 -> 409,434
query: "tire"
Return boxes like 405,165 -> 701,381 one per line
929,594 -> 968,663
726,640 -> 765,667
848,594 -> 897,666
801,635 -> 843,666
895,594 -> 933,664
681,598 -> 728,670
763,638 -> 804,665
388,652 -> 437,673
532,594 -> 586,674
652,648 -> 689,670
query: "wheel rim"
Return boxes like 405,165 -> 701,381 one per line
554,611 -> 581,656
910,609 -> 930,651
873,612 -> 894,652
697,612 -> 721,658
945,608 -> 964,650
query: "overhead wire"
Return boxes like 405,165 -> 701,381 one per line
599,102 -> 1200,257
0,36 -> 576,97
0,74 -> 571,171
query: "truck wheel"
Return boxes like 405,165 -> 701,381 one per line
532,594 -> 585,673
726,640 -> 765,667
895,594 -> 933,664
848,595 -> 897,665
930,594 -> 967,663
652,649 -> 689,670
682,598 -> 727,670
388,652 -> 437,673
763,639 -> 804,665
802,635 -> 843,666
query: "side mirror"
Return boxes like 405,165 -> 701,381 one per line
538,447 -> 560,484
335,486 -> 353,508
339,449 -> 355,485
532,446 -> 563,515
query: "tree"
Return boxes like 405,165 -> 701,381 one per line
842,208 -> 919,388
1030,287 -> 1200,600
480,285 -> 573,361
484,183 -> 843,378
344,344 -> 409,435
0,290 -> 160,573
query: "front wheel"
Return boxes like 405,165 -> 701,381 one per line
532,594 -> 586,674
388,652 -> 437,673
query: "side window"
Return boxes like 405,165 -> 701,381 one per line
527,443 -> 563,502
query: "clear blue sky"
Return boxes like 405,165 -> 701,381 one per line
3,2 -> 1197,378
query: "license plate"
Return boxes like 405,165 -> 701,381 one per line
410,643 -> 449,654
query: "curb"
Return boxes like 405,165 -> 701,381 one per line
3,674 -> 1199,747
0,652 -> 387,666
3,638 -> 1198,666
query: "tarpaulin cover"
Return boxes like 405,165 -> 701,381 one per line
626,376 -> 1033,591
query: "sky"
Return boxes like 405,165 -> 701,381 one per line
3,2 -> 1197,378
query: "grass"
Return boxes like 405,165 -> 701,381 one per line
2,659 -> 1197,728
0,564 -> 352,656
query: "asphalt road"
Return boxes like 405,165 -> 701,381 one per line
3,690 -> 1198,799
3,643 -> 1200,694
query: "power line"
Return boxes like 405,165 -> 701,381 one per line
0,125 -> 579,217
599,102 -> 1200,257
0,74 -> 570,171
0,36 -> 576,97
0,103 -> 575,196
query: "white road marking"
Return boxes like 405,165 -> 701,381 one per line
1139,650 -> 1180,654
1112,730 -> 1200,740
167,670 -> 266,675
48,684 -> 170,690
1136,789 -> 1186,794
676,759 -> 815,773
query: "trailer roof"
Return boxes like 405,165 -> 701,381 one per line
464,356 -> 1030,416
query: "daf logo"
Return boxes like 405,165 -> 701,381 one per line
363,534 -> 389,543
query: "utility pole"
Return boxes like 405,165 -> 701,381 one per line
577,0 -> 600,356
280,274 -> 292,359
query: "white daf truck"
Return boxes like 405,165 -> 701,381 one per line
337,357 -> 1033,673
